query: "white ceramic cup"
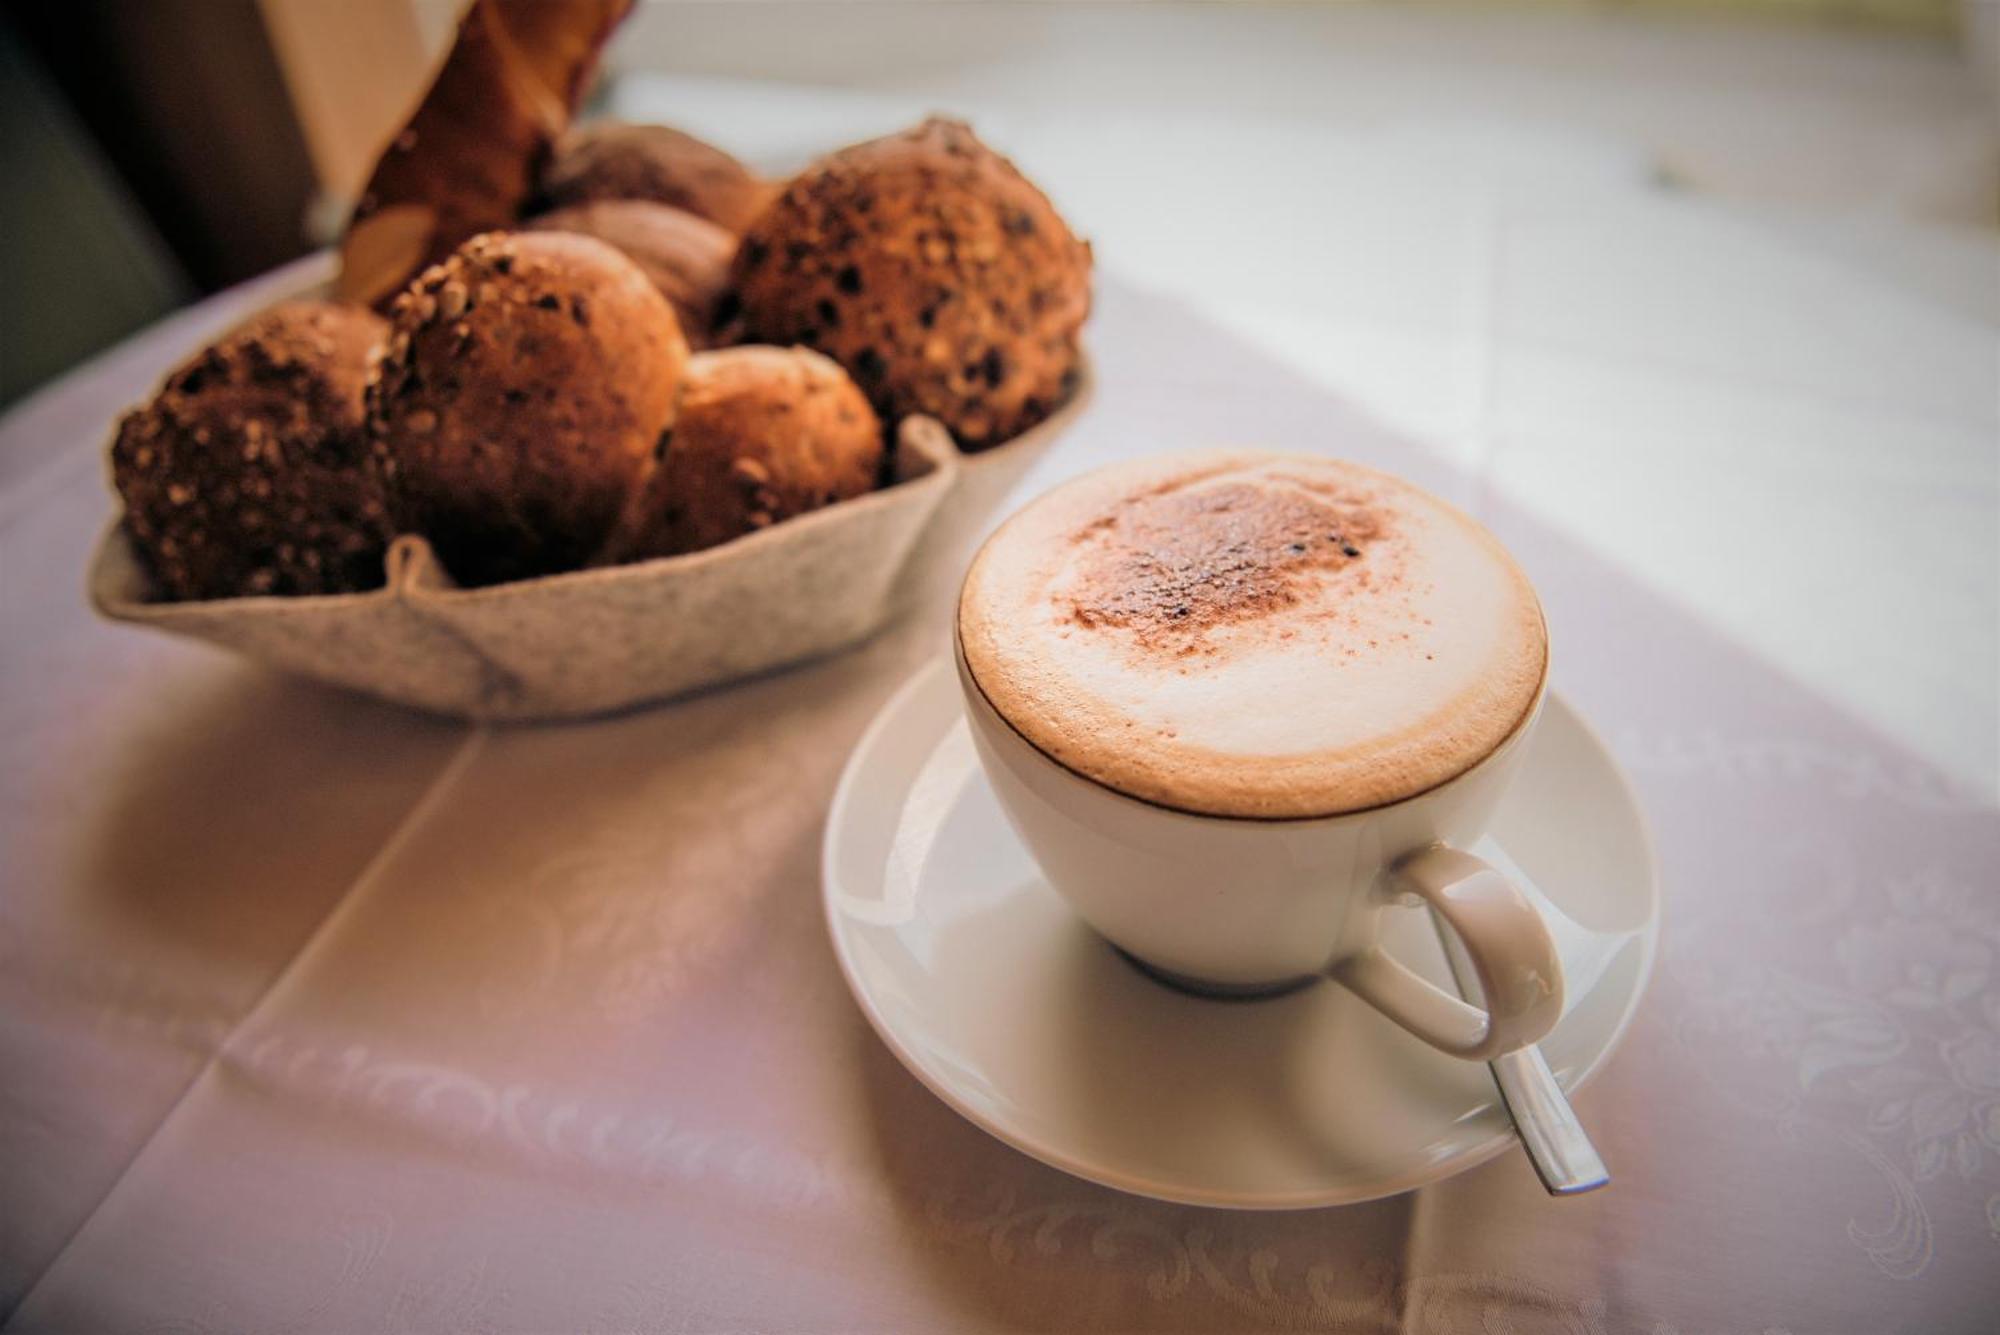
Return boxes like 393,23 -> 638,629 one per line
953,634 -> 1563,1061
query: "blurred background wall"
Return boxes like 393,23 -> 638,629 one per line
3,0 -> 1995,407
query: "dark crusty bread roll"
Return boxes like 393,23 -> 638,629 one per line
541,121 -> 776,234
730,117 -> 1091,451
602,345 -> 882,561
338,0 -> 634,310
367,231 -> 689,586
110,301 -> 391,601
527,200 -> 734,349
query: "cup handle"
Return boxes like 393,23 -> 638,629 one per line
1329,845 -> 1564,1060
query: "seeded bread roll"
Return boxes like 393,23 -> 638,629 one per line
731,117 -> 1091,450
603,346 -> 882,560
527,200 -> 733,348
367,231 -> 689,586
110,301 -> 391,600
542,121 -> 776,234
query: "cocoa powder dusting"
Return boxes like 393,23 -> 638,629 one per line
1064,479 -> 1386,648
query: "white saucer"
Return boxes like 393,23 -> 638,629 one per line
823,661 -> 1660,1209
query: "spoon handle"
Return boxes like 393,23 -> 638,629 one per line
1433,911 -> 1610,1195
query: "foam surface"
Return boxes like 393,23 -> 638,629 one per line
958,450 -> 1547,817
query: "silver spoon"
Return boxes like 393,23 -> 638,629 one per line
1432,911 -> 1610,1195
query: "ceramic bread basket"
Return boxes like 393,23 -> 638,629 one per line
89,366 -> 1089,722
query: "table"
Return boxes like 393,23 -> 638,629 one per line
4,93 -> 1998,1335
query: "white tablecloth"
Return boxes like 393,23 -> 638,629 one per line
2,239 -> 1996,1329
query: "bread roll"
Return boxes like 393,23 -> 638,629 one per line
731,118 -> 1091,450
367,232 -> 688,585
604,345 -> 881,560
542,121 -> 775,234
111,302 -> 392,600
527,200 -> 733,348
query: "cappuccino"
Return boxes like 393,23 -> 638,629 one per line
957,450 -> 1547,818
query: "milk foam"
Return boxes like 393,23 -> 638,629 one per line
957,451 -> 1547,818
